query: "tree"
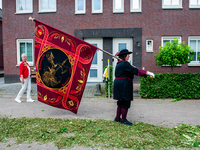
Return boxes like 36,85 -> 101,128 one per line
154,38 -> 194,72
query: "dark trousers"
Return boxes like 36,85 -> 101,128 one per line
117,100 -> 131,109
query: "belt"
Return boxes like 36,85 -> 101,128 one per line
115,77 -> 133,81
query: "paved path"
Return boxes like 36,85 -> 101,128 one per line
0,77 -> 199,127
0,95 -> 200,127
0,77 -> 200,149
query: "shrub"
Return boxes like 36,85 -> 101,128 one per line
154,38 -> 194,72
140,73 -> 200,99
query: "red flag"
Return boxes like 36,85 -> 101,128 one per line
34,20 -> 98,114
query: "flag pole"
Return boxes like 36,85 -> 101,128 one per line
98,48 -> 120,60
98,48 -> 137,68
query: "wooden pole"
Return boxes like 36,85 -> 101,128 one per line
98,48 -> 137,68
98,48 -> 120,60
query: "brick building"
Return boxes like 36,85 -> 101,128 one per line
2,0 -> 200,83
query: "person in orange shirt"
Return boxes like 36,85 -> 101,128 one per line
15,53 -> 35,103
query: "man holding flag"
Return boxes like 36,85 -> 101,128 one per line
113,49 -> 155,126
30,17 -> 155,117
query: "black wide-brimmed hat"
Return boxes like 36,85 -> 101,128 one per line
117,49 -> 132,56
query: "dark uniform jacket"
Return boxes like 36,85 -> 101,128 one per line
113,60 -> 138,101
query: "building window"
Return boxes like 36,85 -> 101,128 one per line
161,36 -> 181,47
161,36 -> 182,66
39,0 -> 56,13
92,0 -> 103,13
130,0 -> 142,12
84,38 -> 103,82
146,39 -> 153,52
189,0 -> 200,8
162,0 -> 182,9
17,39 -> 34,66
113,0 -> 124,13
75,0 -> 86,14
16,0 -> 33,14
0,0 -> 2,9
188,36 -> 200,66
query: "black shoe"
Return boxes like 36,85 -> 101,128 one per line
114,118 -> 121,122
120,119 -> 132,126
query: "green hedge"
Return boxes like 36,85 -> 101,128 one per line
140,73 -> 200,99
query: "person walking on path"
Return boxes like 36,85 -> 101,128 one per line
113,49 -> 155,126
15,53 -> 35,103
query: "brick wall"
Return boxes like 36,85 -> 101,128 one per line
2,0 -> 200,83
141,0 -> 200,73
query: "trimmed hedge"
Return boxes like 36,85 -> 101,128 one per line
140,73 -> 200,99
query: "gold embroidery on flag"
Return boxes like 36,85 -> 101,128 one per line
35,25 -> 45,37
41,51 -> 70,87
38,92 -> 42,98
68,100 -> 74,106
81,47 -> 87,52
78,80 -> 83,84
43,45 -> 52,52
54,35 -> 59,39
80,71 -> 83,78
44,95 -> 47,101
66,40 -> 71,45
36,72 -> 41,83
61,36 -> 64,42
76,84 -> 81,91
58,86 -> 67,93
68,55 -> 74,66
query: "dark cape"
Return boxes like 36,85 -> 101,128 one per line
113,60 -> 146,101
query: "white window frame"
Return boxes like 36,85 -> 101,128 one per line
162,0 -> 182,9
0,0 -> 2,9
161,36 -> 182,66
92,0 -> 103,14
161,36 -> 181,47
113,0 -> 124,13
130,0 -> 142,12
189,0 -> 200,8
75,0 -> 86,14
188,36 -> 200,66
146,39 -> 153,52
38,0 -> 57,13
16,0 -> 33,14
17,39 -> 34,66
84,38 -> 103,82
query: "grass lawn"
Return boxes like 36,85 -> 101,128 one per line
0,117 -> 199,149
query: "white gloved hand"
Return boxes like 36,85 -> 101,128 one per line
147,71 -> 155,78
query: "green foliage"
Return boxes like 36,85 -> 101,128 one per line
0,117 -> 200,149
154,38 -> 194,72
103,65 -> 113,97
198,53 -> 200,62
140,73 -> 200,99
